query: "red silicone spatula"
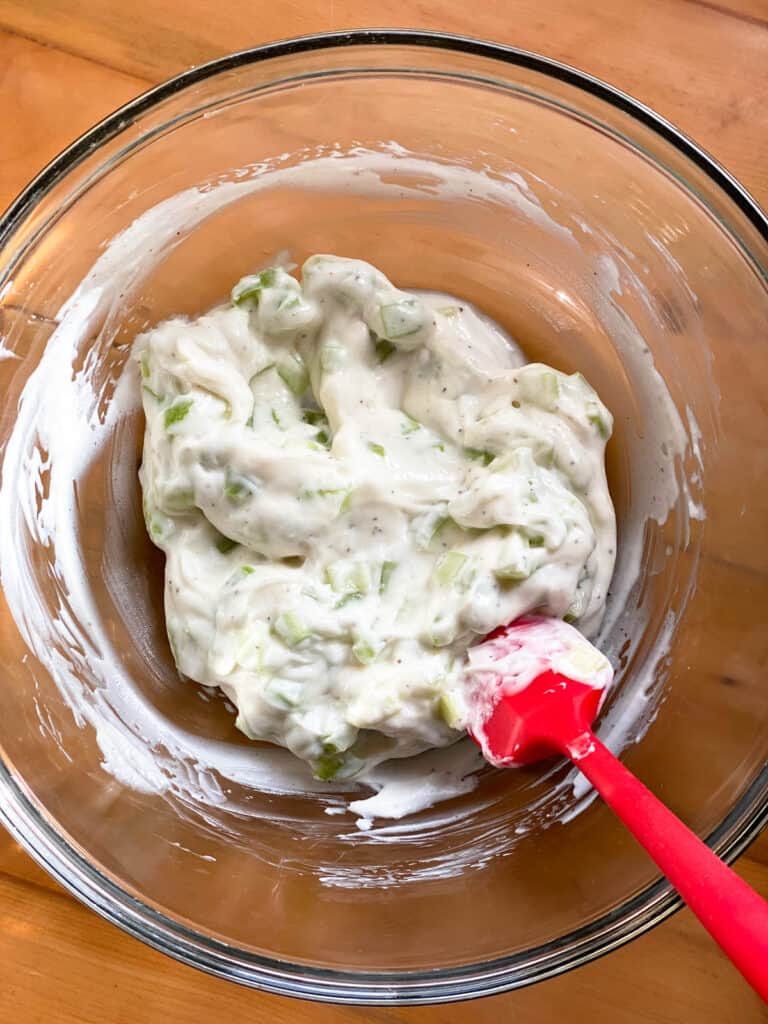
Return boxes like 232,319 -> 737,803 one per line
466,615 -> 768,1002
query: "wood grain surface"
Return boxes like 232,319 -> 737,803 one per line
0,3 -> 767,1021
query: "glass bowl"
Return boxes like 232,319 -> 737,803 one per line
0,31 -> 767,1006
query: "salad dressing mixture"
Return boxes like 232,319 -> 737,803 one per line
136,256 -> 615,781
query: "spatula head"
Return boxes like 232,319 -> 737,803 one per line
465,616 -> 613,767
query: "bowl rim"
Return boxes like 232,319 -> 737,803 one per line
1,28 -> 767,1006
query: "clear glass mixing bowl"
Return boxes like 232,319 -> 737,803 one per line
0,31 -> 766,1005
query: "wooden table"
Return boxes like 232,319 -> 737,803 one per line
0,2 -> 767,1021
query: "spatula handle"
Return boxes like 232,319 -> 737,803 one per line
570,732 -> 768,1002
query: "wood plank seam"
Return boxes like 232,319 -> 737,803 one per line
0,21 -> 156,84
681,0 -> 768,29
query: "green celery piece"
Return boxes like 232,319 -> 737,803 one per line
302,409 -> 327,427
325,563 -> 347,592
375,338 -> 396,363
563,611 -> 578,624
164,487 -> 195,512
367,441 -> 386,457
320,340 -> 345,373
527,534 -> 546,548
588,411 -> 611,439
277,353 -> 309,396
494,565 -> 530,581
518,366 -> 560,411
326,563 -> 367,607
142,385 -> 162,402
272,611 -> 311,647
231,267 -> 277,307
434,551 -> 468,586
266,677 -> 303,709
240,565 -> 255,575
340,489 -> 353,513
401,414 -> 421,435
437,305 -> 460,317
437,693 -> 464,729
313,752 -> 345,781
224,468 -> 256,505
380,299 -> 427,339
215,533 -> 238,554
315,429 -> 331,447
412,511 -> 451,552
164,398 -> 193,430
271,408 -> 282,428
139,351 -> 151,379
464,447 -> 495,466
352,638 -> 377,665
379,560 -> 396,593
253,361 -> 276,378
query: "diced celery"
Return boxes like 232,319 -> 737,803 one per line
380,299 -> 428,339
164,487 -> 195,512
271,408 -> 282,428
302,409 -> 327,427
588,411 -> 611,439
433,441 -> 446,453
240,566 -> 255,575
379,560 -> 396,593
313,752 -> 345,781
494,564 -> 531,581
340,489 -> 353,513
326,561 -> 370,597
143,385 -> 162,402
350,563 -> 371,593
412,510 -> 450,551
163,398 -> 193,430
252,361 -> 276,378
265,677 -> 303,709
437,692 -> 464,729
464,447 -> 495,466
334,592 -> 363,610
325,563 -> 348,592
320,340 -> 345,373
352,638 -> 378,665
434,551 -> 468,586
277,352 -> 309,396
375,338 -> 396,363
272,611 -> 311,647
224,468 -> 257,505
401,414 -> 421,435
215,533 -> 238,554
367,441 -> 386,457
139,351 -> 151,379
231,267 -> 277,306
518,365 -> 560,411
527,534 -> 546,548
437,305 -> 460,317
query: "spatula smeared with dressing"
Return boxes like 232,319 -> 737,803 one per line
465,616 -> 768,1001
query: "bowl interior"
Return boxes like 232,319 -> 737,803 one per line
0,37 -> 767,997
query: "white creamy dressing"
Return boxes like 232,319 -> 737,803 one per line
136,256 -> 616,781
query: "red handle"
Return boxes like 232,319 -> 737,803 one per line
568,731 -> 768,1002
